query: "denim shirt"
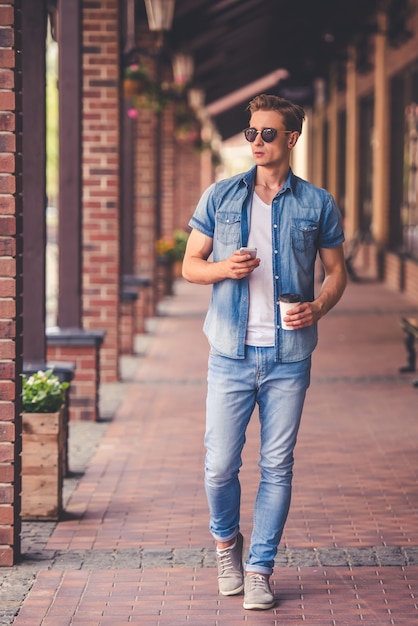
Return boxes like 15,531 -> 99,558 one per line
188,166 -> 345,362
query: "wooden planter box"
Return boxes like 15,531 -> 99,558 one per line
21,407 -> 65,520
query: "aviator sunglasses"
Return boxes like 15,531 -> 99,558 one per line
243,127 -> 292,143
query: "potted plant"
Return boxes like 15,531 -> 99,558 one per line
155,230 -> 189,294
21,369 -> 70,520
156,235 -> 177,264
155,229 -> 189,264
22,368 -> 69,413
173,228 -> 189,263
124,62 -> 170,114
123,62 -> 152,97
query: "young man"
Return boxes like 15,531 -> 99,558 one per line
182,94 -> 347,610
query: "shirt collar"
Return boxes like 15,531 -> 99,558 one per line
240,166 -> 295,195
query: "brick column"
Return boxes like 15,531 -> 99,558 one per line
326,66 -> 338,201
175,140 -> 203,229
345,44 -> 360,241
311,79 -> 326,188
0,0 -> 22,566
132,42 -> 158,315
46,329 -> 104,421
372,10 -> 390,252
160,102 -> 176,237
133,103 -> 158,315
119,288 -> 137,354
82,0 -> 121,382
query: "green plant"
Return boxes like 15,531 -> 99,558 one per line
156,229 -> 189,262
124,62 -> 150,83
124,62 -> 170,113
172,229 -> 189,261
21,369 -> 69,413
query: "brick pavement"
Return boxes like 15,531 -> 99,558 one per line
2,276 -> 418,625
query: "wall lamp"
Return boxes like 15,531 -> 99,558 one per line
144,0 -> 175,32
172,52 -> 194,88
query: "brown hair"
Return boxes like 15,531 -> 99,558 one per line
247,94 -> 305,134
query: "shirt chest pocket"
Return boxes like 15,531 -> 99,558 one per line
291,219 -> 319,252
215,211 -> 241,245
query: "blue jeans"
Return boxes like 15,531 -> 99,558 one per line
205,346 -> 311,575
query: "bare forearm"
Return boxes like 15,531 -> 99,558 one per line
314,267 -> 348,319
182,256 -> 228,285
182,245 -> 260,285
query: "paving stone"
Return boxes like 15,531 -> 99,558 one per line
173,548 -> 206,566
404,546 -> 418,565
112,549 -> 143,569
315,547 -> 349,566
141,550 -> 174,567
287,548 -> 321,566
375,545 -> 407,566
346,547 -> 378,566
50,550 -> 87,569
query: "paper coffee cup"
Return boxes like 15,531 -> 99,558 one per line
279,293 -> 301,330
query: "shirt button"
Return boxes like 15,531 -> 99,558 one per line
275,275 -> 279,280
274,250 -> 278,254
273,224 -> 277,228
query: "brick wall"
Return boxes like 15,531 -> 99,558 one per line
0,0 -> 22,566
382,252 -> 418,304
130,30 -> 158,315
166,100 -> 205,233
119,293 -> 136,354
175,140 -> 203,230
160,102 -> 176,237
82,0 -> 121,382
134,105 -> 157,282
384,252 -> 404,292
46,342 -> 101,422
404,258 -> 418,304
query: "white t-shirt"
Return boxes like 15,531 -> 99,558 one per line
245,192 -> 275,346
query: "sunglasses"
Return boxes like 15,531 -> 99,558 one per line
243,127 -> 292,143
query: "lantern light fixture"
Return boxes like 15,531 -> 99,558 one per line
172,52 -> 194,87
144,0 -> 175,32
188,87 -> 205,112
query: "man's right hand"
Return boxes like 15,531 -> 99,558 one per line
183,230 -> 260,285
226,249 -> 260,280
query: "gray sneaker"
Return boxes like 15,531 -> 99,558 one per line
243,573 -> 275,610
216,533 -> 244,596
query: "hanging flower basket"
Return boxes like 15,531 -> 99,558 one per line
123,63 -> 153,98
123,62 -> 173,114
124,78 -> 144,97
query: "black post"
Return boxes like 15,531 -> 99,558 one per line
57,0 -> 82,328
22,0 -> 47,363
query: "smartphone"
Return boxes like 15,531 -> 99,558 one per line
239,247 -> 257,259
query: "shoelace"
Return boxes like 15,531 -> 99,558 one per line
217,549 -> 234,574
248,574 -> 269,590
